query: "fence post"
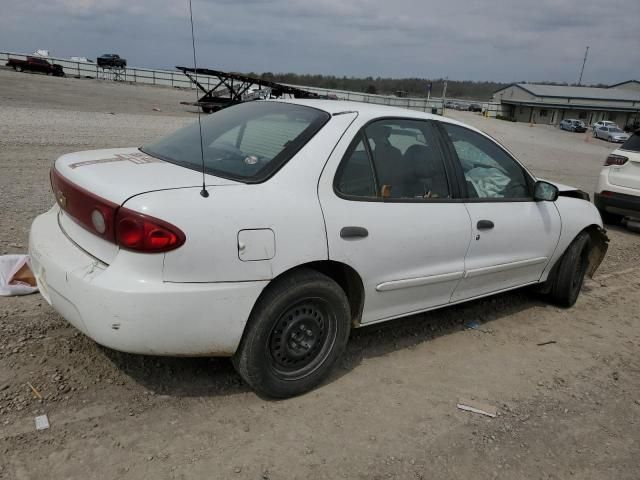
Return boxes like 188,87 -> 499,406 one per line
152,71 -> 155,85
134,69 -> 137,83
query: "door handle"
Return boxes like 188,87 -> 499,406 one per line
477,220 -> 494,230
340,226 -> 368,239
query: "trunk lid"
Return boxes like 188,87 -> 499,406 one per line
53,147 -> 237,263
608,149 -> 640,191
55,147 -> 237,204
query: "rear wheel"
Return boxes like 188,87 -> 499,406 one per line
548,232 -> 591,307
232,269 -> 351,398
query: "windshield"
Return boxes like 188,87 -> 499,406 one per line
143,102 -> 330,182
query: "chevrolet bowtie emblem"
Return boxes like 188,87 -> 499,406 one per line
57,191 -> 67,208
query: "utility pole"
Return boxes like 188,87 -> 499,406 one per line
442,77 -> 448,113
578,46 -> 589,86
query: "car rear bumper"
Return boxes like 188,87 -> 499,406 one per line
594,191 -> 640,218
29,206 -> 267,356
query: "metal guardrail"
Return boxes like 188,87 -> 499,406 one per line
0,50 -> 444,113
0,51 -> 201,89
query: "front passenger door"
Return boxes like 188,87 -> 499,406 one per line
439,123 -> 561,301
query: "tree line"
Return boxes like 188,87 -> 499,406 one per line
242,72 -> 613,99
244,72 -> 509,99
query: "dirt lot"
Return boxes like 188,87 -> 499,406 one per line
1,69 -> 639,480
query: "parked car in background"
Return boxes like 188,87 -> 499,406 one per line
592,120 -> 618,130
560,119 -> 587,132
445,101 -> 455,109
70,57 -> 93,63
594,129 -> 640,224
594,126 -> 631,142
469,103 -> 482,112
97,54 -> 127,69
6,56 -> 65,76
29,100 -> 608,398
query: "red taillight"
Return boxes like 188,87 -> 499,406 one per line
50,167 -> 118,242
50,166 -> 185,253
115,207 -> 185,253
605,154 -> 628,166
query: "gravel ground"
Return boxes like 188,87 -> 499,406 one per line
1,69 -> 639,480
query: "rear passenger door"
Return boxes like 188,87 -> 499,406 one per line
438,123 -> 561,301
319,118 -> 471,323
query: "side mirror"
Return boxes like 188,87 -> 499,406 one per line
534,180 -> 559,202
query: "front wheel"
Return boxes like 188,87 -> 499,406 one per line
232,269 -> 351,398
547,232 -> 591,307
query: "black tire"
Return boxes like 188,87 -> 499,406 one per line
548,232 -> 591,307
232,269 -> 351,398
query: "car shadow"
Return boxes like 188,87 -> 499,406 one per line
101,289 -> 546,399
326,289 -> 545,385
101,348 -> 250,397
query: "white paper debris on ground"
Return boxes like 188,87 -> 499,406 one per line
0,255 -> 38,296
35,414 -> 50,431
457,398 -> 497,418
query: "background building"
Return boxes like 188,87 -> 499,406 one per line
493,81 -> 640,128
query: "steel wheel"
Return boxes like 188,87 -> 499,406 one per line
233,268 -> 351,398
268,298 -> 337,380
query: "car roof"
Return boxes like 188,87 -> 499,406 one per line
267,98 -> 465,127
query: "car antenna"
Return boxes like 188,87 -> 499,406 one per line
188,0 -> 209,198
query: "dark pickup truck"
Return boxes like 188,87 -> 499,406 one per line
6,56 -> 65,76
97,54 -> 127,69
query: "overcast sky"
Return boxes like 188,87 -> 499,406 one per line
1,0 -> 638,84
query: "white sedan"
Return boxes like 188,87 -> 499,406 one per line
29,100 -> 608,397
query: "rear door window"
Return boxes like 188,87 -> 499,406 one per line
335,119 -> 451,200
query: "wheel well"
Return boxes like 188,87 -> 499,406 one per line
273,261 -> 365,326
539,224 -> 608,294
583,224 -> 609,277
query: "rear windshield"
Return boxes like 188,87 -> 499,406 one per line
621,133 -> 640,152
143,102 -> 329,182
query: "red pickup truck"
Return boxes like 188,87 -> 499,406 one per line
6,56 -> 65,76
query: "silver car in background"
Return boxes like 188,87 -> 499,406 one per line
594,126 -> 631,142
560,119 -> 587,132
